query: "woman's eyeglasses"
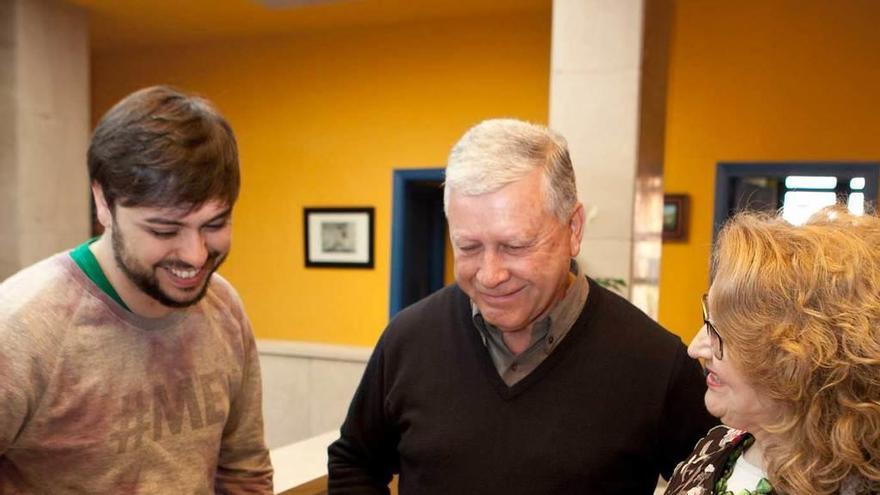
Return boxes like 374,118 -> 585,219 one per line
701,294 -> 724,360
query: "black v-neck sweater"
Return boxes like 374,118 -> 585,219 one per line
329,279 -> 717,494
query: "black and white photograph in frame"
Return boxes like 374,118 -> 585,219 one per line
304,207 -> 374,268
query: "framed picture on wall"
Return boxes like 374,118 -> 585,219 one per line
662,194 -> 689,242
304,207 -> 375,268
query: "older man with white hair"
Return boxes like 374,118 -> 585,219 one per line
328,119 -> 715,494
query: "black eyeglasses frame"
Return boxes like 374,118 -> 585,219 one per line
701,294 -> 724,360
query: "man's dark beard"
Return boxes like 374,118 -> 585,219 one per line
111,223 -> 226,309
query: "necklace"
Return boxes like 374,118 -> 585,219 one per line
714,436 -> 774,495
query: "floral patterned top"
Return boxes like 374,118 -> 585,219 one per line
665,425 -> 878,495
664,425 -> 772,495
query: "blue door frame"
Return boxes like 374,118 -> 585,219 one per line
713,161 -> 880,239
389,168 -> 446,318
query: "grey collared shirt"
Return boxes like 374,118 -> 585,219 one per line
472,260 -> 589,386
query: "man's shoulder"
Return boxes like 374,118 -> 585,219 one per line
582,281 -> 690,374
389,284 -> 465,327
201,272 -> 253,332
587,280 -> 684,349
0,253 -> 77,315
380,284 -> 467,347
0,253 -> 84,353
204,272 -> 244,310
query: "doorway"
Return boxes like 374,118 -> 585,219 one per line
389,168 -> 448,317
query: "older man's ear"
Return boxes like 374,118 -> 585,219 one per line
568,203 -> 585,257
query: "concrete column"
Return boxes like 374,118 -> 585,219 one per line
549,0 -> 671,317
0,0 -> 90,280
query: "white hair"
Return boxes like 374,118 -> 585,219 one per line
443,118 -> 577,221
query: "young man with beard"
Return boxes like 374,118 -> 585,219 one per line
0,86 -> 273,493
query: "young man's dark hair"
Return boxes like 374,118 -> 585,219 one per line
88,85 -> 240,209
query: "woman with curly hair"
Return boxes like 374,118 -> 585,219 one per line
665,207 -> 880,495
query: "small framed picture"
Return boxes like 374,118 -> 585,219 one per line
662,194 -> 689,242
304,207 -> 374,268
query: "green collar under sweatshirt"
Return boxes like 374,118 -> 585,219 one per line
69,238 -> 131,311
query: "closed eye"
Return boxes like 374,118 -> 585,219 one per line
149,229 -> 178,238
504,243 -> 533,253
203,220 -> 228,231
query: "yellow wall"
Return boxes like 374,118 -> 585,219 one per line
659,0 -> 880,342
92,11 -> 551,346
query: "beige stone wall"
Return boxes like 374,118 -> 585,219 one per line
550,0 -> 644,287
0,1 -> 20,278
549,0 -> 669,317
1,0 -> 89,280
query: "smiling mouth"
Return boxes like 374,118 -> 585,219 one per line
163,264 -> 207,289
480,287 -> 524,302
705,366 -> 722,388
169,266 -> 199,279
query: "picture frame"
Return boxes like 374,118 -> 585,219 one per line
304,207 -> 375,268
662,194 -> 689,242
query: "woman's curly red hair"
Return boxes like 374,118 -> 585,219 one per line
710,206 -> 880,495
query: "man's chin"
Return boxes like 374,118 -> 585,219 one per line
154,280 -> 211,308
158,294 -> 204,309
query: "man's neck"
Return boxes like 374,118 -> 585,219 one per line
90,235 -> 173,318
501,326 -> 535,355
